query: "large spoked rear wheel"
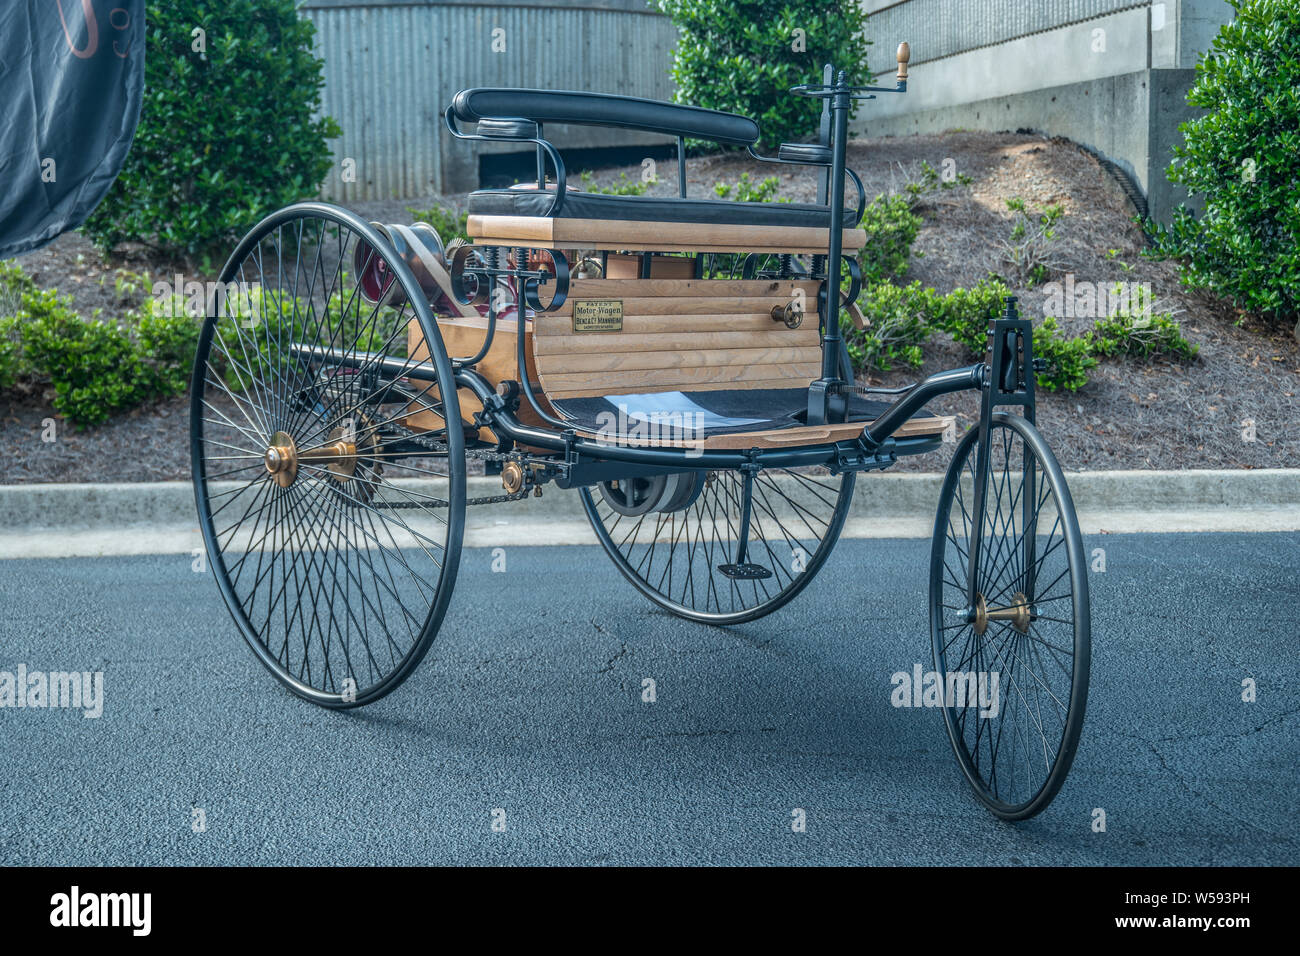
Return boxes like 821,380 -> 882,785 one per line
190,202 -> 466,708
582,468 -> 855,625
930,412 -> 1090,819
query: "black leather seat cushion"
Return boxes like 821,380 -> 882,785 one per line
551,388 -> 934,440
468,188 -> 855,228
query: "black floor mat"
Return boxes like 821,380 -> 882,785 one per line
551,387 -> 930,440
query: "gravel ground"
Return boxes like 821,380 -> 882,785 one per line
3,131 -> 1296,482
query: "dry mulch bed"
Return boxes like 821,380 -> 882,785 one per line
3,131 -> 1297,483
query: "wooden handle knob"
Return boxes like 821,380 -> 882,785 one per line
896,41 -> 910,81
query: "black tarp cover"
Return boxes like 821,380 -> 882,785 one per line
0,0 -> 145,258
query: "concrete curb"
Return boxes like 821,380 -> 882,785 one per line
1,469 -> 1297,558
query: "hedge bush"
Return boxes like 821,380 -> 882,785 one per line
1147,0 -> 1300,334
858,193 -> 922,285
19,290 -> 143,426
652,0 -> 871,149
842,275 -> 1195,392
848,281 -> 936,370
82,0 -> 340,258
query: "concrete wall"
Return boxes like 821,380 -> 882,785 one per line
859,0 -> 1235,220
302,0 -> 677,199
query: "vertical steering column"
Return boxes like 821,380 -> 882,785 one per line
807,72 -> 853,427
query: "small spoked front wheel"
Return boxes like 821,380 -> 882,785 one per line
929,412 -> 1090,820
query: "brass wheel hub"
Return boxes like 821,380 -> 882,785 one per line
974,591 -> 1033,635
263,427 -> 366,489
264,431 -> 299,488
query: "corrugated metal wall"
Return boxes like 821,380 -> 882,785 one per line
866,0 -> 1150,64
302,1 -> 678,201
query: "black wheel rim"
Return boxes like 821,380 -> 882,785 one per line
583,467 -> 855,624
190,202 -> 466,708
929,412 -> 1090,819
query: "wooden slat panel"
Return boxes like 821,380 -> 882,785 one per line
544,297 -> 817,319
549,377 -> 804,400
468,215 -> 866,252
487,241 -> 858,255
534,328 -> 818,355
533,277 -> 825,398
699,416 -> 951,450
557,278 -> 820,300
541,346 -> 823,375
537,312 -> 812,334
541,361 -> 820,395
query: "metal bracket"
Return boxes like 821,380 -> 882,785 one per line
984,297 -> 1036,424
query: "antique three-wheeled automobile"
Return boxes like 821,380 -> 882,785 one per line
191,45 -> 1090,819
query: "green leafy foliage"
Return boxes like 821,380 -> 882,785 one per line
713,173 -> 785,203
134,298 -> 202,399
841,273 -> 1188,392
999,198 -> 1064,286
902,160 -> 973,207
858,193 -> 923,285
846,281 -> 935,370
929,278 -> 1015,352
0,316 -> 22,390
1033,317 -> 1098,392
18,290 -> 142,426
82,0 -> 340,258
0,260 -> 36,320
1146,0 -> 1300,330
0,262 -> 35,389
408,203 -> 470,244
652,0 -> 871,149
1091,309 -> 1199,361
580,170 -> 656,196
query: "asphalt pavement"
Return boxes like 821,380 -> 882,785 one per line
0,532 -> 1295,865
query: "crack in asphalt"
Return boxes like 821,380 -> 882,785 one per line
597,643 -> 630,675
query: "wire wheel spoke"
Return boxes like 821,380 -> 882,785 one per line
928,412 -> 1090,820
192,203 -> 465,708
581,467 -> 854,625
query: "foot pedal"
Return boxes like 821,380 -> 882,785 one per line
717,563 -> 773,581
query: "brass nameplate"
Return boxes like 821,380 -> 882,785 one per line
572,299 -> 623,332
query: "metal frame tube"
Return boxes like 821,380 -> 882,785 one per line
862,364 -> 985,450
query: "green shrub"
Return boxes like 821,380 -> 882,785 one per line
846,281 -> 938,370
1033,316 -> 1098,392
1,260 -> 36,320
930,278 -> 1015,352
858,193 -> 922,284
1146,0 -> 1300,334
134,300 -> 202,399
998,198 -> 1064,286
408,203 -> 469,244
713,173 -> 784,203
652,0 -> 871,149
82,0 -> 340,258
902,160 -> 973,207
580,170 -> 656,196
19,290 -> 141,426
1091,309 -> 1199,361
0,263 -> 34,388
0,316 -> 22,390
